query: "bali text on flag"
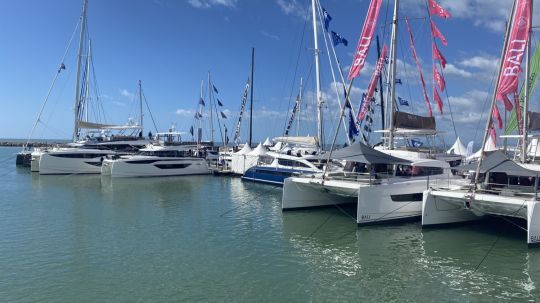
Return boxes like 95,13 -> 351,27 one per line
495,0 -> 531,111
347,0 -> 383,80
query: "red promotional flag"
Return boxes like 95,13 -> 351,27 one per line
493,103 -> 503,129
432,43 -> 447,68
433,64 -> 446,92
428,0 -> 451,19
496,0 -> 531,111
434,87 -> 443,114
405,17 -> 432,116
358,44 -> 388,120
347,0 -> 383,80
430,21 -> 447,46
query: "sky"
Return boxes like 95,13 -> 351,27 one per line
0,0 -> 534,148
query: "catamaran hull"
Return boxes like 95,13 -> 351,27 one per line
30,152 -> 42,172
422,189 -> 540,245
357,179 -> 432,225
108,158 -> 210,177
282,177 -> 358,210
39,153 -> 106,175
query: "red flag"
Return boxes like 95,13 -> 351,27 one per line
406,17 -> 432,116
493,103 -> 503,129
496,0 -> 531,112
434,87 -> 443,114
433,64 -> 445,92
358,45 -> 388,120
430,21 -> 447,46
428,0 -> 451,19
432,43 -> 447,68
490,124 -> 497,146
348,0 -> 383,80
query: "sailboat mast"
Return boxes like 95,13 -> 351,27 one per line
84,39 -> 91,123
474,0 -> 516,184
386,0 -> 399,150
208,71 -> 214,143
311,0 -> 323,150
522,1 -> 533,163
139,80 -> 143,133
297,77 -> 303,136
73,0 -> 88,142
249,47 -> 254,147
376,35 -> 385,131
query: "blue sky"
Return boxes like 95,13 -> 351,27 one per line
0,0 -> 530,147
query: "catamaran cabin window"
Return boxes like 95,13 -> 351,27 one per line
277,159 -> 310,168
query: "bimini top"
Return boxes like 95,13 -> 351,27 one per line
330,142 -> 410,165
458,150 -> 540,176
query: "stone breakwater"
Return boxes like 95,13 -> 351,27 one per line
0,141 -> 67,148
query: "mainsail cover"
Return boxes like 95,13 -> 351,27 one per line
393,111 -> 436,130
273,136 -> 318,146
76,121 -> 142,130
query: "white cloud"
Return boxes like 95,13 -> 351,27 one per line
175,109 -> 196,117
401,0 -> 540,32
188,0 -> 237,9
444,64 -> 473,78
459,55 -> 498,71
260,30 -> 280,41
276,0 -> 309,20
120,89 -> 135,99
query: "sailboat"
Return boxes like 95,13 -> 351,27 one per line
421,0 -> 540,246
37,0 -> 150,175
242,0 -> 344,185
281,0 -> 459,224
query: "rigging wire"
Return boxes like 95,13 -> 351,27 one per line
279,0 -> 311,137
24,19 -> 81,147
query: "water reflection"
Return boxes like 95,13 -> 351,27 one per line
419,220 -> 540,300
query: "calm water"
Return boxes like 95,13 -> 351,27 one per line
1,147 -> 540,302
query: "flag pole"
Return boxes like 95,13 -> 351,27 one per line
474,0 -> 516,186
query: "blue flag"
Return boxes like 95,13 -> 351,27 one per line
190,125 -> 194,136
199,98 -> 205,106
323,7 -> 332,31
213,85 -> 219,94
331,31 -> 348,47
411,139 -> 423,147
218,99 -> 223,106
220,111 -> 227,119
348,109 -> 359,140
398,97 -> 409,106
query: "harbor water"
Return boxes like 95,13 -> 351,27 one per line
1,146 -> 540,302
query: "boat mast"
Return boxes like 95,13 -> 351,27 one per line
249,47 -> 254,147
84,39 -> 91,123
208,71 -> 214,143
297,77 -> 303,136
522,1 -> 533,163
311,0 -> 324,150
139,80 -> 144,133
386,0 -> 399,150
73,0 -> 88,142
474,0 -> 516,184
376,35 -> 385,130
